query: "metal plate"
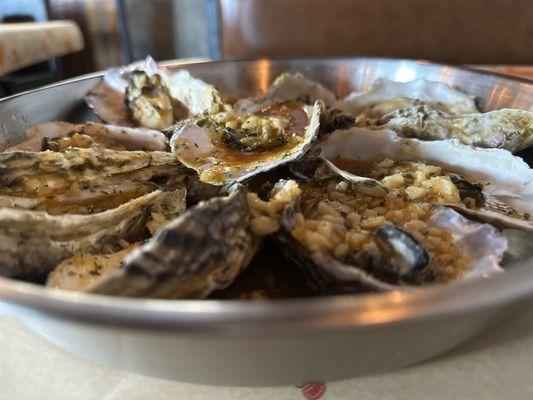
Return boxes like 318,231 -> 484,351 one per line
0,58 -> 532,385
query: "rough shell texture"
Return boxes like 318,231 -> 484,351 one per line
46,187 -> 187,292
90,186 -> 260,299
6,122 -> 168,152
371,103 -> 533,153
170,102 -> 322,185
0,189 -> 185,279
319,127 -> 533,230
336,78 -> 479,117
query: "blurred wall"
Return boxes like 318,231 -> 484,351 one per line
219,0 -> 533,64
120,0 -> 211,62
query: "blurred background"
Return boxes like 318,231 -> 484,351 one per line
0,0 -> 531,96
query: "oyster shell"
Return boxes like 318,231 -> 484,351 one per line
0,148 -> 186,214
270,180 -> 506,293
86,56 -> 221,130
6,122 -> 168,152
234,72 -> 336,115
318,127 -> 533,230
90,185 -> 260,299
336,78 -> 479,118
368,102 -> 533,153
170,101 -> 322,185
0,188 -> 186,279
46,187 -> 186,291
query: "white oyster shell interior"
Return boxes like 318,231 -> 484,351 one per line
336,78 -> 479,116
319,127 -> 533,217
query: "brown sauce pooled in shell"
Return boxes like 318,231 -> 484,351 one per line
173,101 -> 314,185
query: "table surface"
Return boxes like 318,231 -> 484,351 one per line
1,299 -> 533,400
0,66 -> 532,400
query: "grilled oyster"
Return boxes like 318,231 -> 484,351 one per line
47,245 -> 139,292
233,72 -> 353,134
170,101 -> 321,185
318,127 -> 533,230
367,102 -> 533,153
89,185 -> 259,299
264,179 -> 505,293
0,148 -> 187,214
336,78 -> 479,118
86,56 -> 221,130
0,188 -> 186,279
7,122 -> 168,152
46,187 -> 186,291
235,72 -> 336,115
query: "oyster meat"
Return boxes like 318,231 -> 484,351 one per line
0,188 -> 186,279
336,78 -> 479,118
6,122 -> 168,152
86,56 -> 221,130
0,148 -> 186,214
267,178 -> 505,292
319,127 -> 533,230
170,101 -> 321,185
367,102 -> 533,153
234,72 -> 354,134
90,185 -> 259,299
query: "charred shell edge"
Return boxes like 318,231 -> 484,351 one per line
89,185 -> 260,298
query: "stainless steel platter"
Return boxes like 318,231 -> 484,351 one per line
0,58 -> 532,386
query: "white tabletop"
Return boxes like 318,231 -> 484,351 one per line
2,298 -> 533,400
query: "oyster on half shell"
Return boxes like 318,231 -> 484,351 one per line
90,185 -> 260,299
336,78 -> 479,118
6,122 -> 168,152
234,72 -> 355,134
0,188 -> 186,279
46,187 -> 186,291
318,127 -> 533,231
264,179 -> 506,293
0,148 -> 187,214
367,102 -> 533,153
86,56 -> 221,130
170,101 -> 321,185
234,72 -> 336,115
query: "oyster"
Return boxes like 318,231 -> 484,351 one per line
368,102 -> 533,153
234,72 -> 336,115
233,72 -> 353,135
0,148 -> 186,214
6,122 -> 168,152
86,56 -> 221,130
46,187 -> 186,291
170,101 -> 321,185
268,179 -> 505,293
89,185 -> 260,299
318,127 -> 533,230
47,245 -> 139,292
336,78 -> 479,118
0,188 -> 186,279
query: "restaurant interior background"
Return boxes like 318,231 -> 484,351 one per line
0,0 -> 531,97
